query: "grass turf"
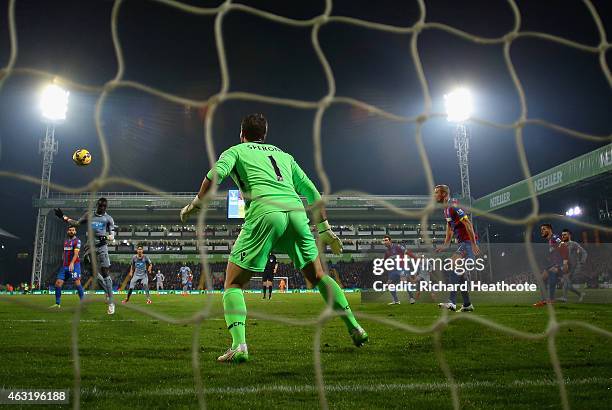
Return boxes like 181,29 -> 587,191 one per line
1,292 -> 611,409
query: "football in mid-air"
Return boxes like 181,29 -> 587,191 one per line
72,149 -> 92,166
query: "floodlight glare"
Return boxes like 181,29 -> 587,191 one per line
41,84 -> 69,121
565,206 -> 582,217
444,87 -> 473,122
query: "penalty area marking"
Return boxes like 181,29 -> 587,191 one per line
0,318 -> 237,323
80,377 -> 610,397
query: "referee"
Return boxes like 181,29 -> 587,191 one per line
262,253 -> 277,300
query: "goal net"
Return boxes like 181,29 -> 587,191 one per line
0,1 -> 610,410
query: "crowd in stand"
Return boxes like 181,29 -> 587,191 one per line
0,282 -> 30,293
332,261 -> 371,288
15,243 -> 612,292
114,223 -> 450,239
504,272 -> 537,284
118,225 -> 198,233
95,259 -> 368,291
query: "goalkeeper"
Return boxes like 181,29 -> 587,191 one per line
181,113 -> 368,363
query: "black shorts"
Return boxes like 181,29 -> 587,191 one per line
262,272 -> 274,282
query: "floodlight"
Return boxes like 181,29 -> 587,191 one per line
565,206 -> 582,217
444,87 -> 473,122
41,84 -> 69,121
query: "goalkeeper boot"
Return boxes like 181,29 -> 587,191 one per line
49,304 -> 61,309
350,327 -> 369,347
217,344 -> 249,363
460,304 -> 474,312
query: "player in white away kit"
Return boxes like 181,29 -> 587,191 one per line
179,264 -> 192,295
123,246 -> 153,304
559,229 -> 587,302
55,197 -> 116,315
154,270 -> 165,291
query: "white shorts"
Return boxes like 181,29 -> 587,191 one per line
130,275 -> 149,289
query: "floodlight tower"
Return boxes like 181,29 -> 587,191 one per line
31,84 -> 69,288
444,87 -> 473,206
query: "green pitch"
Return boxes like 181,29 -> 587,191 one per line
1,293 -> 611,409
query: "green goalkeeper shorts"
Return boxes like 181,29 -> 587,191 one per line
229,210 -> 319,272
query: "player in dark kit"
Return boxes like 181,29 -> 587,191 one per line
434,185 -> 479,312
533,223 -> 569,307
55,197 -> 116,315
382,235 -> 415,305
50,226 -> 85,308
262,253 -> 277,299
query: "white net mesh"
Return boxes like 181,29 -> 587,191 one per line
1,0 -> 611,409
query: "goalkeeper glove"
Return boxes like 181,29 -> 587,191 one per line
54,208 -> 68,222
317,220 -> 342,255
180,195 -> 203,224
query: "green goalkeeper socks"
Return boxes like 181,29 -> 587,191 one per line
317,275 -> 360,331
223,288 -> 247,349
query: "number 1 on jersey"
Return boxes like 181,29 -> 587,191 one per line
268,156 -> 284,181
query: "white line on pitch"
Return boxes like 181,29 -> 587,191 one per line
78,377 -> 610,396
0,318 -> 244,322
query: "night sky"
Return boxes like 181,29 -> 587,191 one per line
0,0 -> 610,283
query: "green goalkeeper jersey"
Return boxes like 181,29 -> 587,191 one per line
206,142 -> 321,220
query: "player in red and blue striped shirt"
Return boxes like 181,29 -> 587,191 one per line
533,223 -> 569,307
50,226 -> 84,308
435,184 -> 480,312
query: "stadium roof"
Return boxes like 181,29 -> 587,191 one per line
473,143 -> 612,213
34,194 -> 439,223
